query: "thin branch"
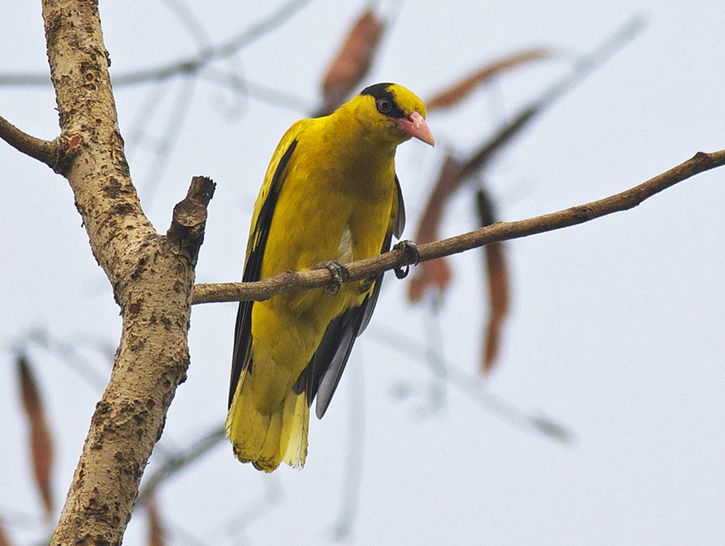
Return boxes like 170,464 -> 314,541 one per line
125,79 -> 174,159
140,77 -> 199,207
161,0 -> 213,52
459,14 -> 645,182
212,0 -> 314,58
192,149 -> 725,304
0,0 -> 313,88
330,356 -> 366,540
0,114 -> 60,170
137,427 -> 225,503
198,70 -> 315,112
417,298 -> 448,417
20,327 -> 109,391
221,477 -> 283,542
368,326 -> 573,442
410,15 -> 643,304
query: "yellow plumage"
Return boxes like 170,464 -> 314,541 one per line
226,83 -> 433,472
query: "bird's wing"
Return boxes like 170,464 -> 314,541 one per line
358,174 -> 405,333
293,176 -> 406,418
228,121 -> 308,407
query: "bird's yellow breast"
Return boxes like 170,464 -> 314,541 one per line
261,112 -> 396,287
250,112 -> 397,397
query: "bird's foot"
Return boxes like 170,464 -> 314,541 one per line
392,240 -> 419,279
359,277 -> 375,293
313,260 -> 350,295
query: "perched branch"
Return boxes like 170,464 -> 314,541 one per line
193,149 -> 725,304
0,114 -> 60,171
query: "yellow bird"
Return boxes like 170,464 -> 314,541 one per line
226,83 -> 434,472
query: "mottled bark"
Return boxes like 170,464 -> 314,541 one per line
32,2 -> 213,544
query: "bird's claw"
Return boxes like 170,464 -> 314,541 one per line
313,260 -> 350,295
359,277 -> 375,292
392,240 -> 419,279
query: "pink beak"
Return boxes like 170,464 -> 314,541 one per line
397,111 -> 435,146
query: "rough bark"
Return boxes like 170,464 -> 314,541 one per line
37,2 -> 213,544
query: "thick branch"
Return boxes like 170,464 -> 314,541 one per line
0,114 -> 60,170
42,0 -> 155,291
51,177 -> 212,546
40,1 -> 212,544
193,149 -> 725,304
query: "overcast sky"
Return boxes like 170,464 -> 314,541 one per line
1,1 -> 724,545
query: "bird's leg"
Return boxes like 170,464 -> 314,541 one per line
313,260 -> 350,295
392,240 -> 420,279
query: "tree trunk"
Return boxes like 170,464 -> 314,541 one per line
37,2 -> 211,543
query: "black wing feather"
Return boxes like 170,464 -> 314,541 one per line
228,139 -> 298,407
393,175 -> 405,238
314,310 -> 365,418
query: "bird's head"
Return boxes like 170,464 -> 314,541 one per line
353,83 -> 434,147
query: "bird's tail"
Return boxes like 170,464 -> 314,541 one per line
225,371 -> 309,472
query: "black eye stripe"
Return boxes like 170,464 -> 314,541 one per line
360,83 -> 406,119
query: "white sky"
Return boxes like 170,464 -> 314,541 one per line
1,1 -> 724,545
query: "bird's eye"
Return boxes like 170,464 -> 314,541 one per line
376,98 -> 393,114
